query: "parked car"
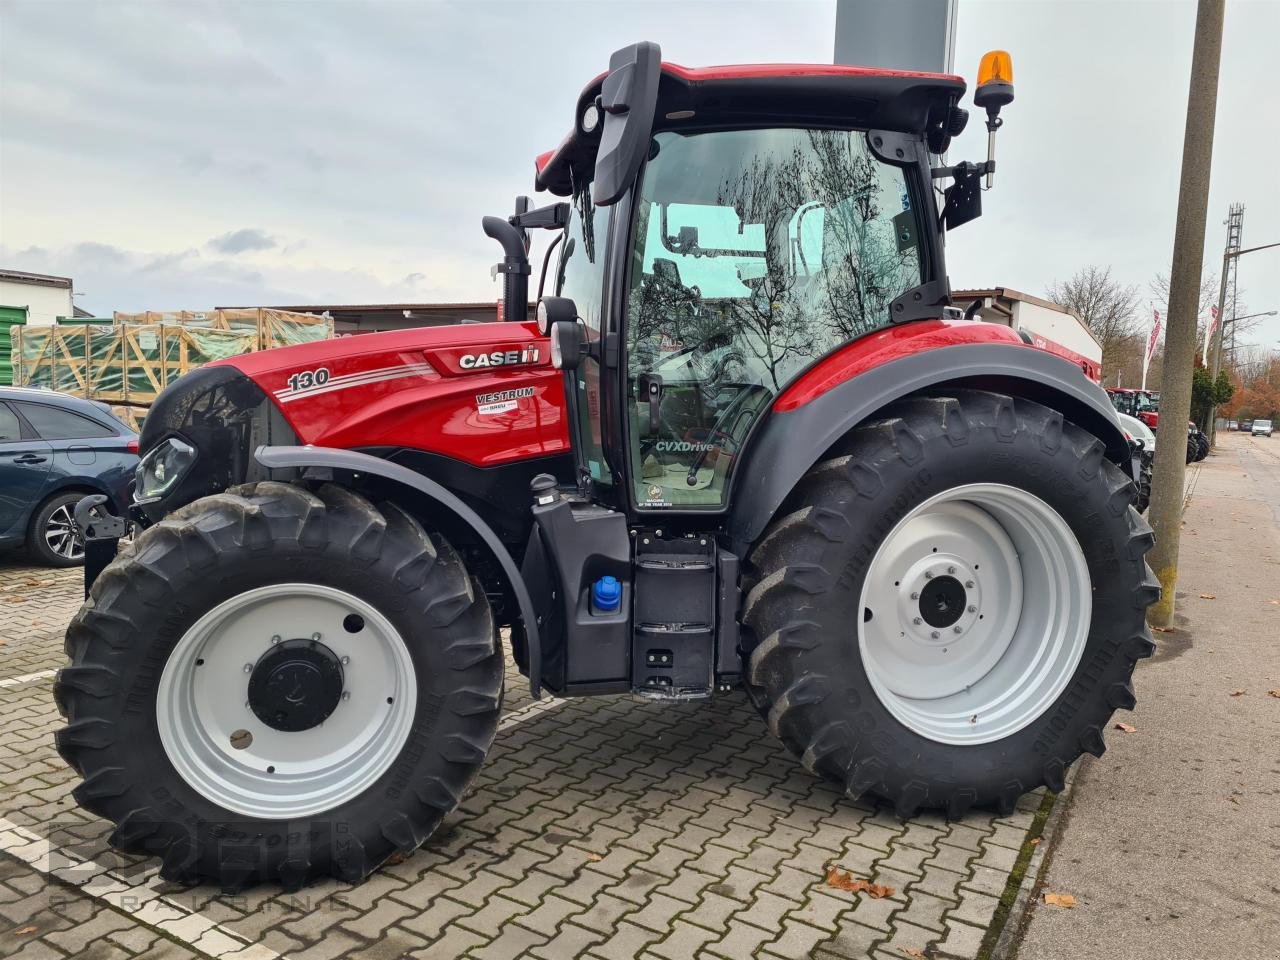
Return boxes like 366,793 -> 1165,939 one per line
1253,419 -> 1274,437
1117,413 -> 1154,512
0,387 -> 138,566
1240,419 -> 1253,432
1117,412 -> 1156,455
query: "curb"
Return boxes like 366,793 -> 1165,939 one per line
987,758 -> 1085,960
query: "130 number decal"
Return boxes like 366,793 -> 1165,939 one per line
287,368 -> 330,392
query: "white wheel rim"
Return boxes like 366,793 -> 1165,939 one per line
46,504 -> 84,560
157,583 -> 417,819
857,483 -> 1091,745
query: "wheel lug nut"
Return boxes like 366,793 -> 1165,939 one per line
967,605 -> 977,613
342,691 -> 351,701
271,635 -> 281,644
965,580 -> 974,589
910,592 -> 919,600
924,570 -> 934,579
947,566 -> 956,575
912,617 -> 923,625
243,663 -> 253,674
341,655 -> 350,665
930,630 -> 940,639
311,632 -> 322,641
953,625 -> 963,634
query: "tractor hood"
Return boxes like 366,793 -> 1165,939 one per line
134,321 -> 570,522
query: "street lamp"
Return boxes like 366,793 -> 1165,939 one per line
1229,310 -> 1278,324
1209,241 -> 1280,443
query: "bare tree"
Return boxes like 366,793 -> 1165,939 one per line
1046,266 -> 1142,382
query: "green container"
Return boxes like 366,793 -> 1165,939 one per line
0,305 -> 29,386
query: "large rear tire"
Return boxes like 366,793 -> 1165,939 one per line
742,391 -> 1158,818
55,481 -> 502,890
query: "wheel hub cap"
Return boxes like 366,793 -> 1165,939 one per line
917,575 -> 967,629
156,583 -> 417,819
247,639 -> 345,732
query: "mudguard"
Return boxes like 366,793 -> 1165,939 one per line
254,445 -> 543,697
727,341 -> 1132,556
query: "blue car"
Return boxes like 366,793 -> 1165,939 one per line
0,387 -> 138,566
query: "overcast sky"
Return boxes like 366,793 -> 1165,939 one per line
1,0 -> 1277,346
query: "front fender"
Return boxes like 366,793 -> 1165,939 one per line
727,342 -> 1130,555
254,445 -> 544,698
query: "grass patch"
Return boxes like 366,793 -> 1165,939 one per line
976,788 -> 1058,960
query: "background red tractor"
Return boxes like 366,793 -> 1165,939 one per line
57,42 -> 1156,890
1107,386 -> 1161,429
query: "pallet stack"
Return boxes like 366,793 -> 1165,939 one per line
12,308 -> 332,420
0,305 -> 26,386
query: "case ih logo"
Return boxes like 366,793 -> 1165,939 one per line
459,347 -> 541,369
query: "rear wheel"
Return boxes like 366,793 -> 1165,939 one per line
742,391 -> 1158,817
56,481 -> 502,889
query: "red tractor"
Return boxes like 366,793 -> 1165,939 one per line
1107,387 -> 1161,429
58,43 -> 1156,890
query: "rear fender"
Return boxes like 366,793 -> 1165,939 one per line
254,445 -> 543,698
727,342 -> 1131,555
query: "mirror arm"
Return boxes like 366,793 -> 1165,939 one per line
511,202 -> 570,231
930,160 -> 993,181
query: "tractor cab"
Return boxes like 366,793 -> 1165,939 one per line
494,44 -> 1000,514
485,42 -> 1021,698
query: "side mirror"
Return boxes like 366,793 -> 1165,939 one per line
550,320 -> 584,371
536,295 -> 578,336
593,41 -> 662,206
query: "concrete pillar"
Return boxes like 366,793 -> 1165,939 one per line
834,0 -> 957,73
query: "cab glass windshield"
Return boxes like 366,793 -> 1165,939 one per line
625,127 -> 923,509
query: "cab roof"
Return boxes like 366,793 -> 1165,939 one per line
535,60 -> 967,196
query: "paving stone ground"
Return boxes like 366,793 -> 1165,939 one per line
0,549 -> 1042,960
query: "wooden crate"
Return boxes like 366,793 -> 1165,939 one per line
13,309 -> 331,406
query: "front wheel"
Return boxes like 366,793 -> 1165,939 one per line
742,391 -> 1158,818
56,482 -> 502,889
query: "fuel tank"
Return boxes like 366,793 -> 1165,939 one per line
211,321 -> 569,467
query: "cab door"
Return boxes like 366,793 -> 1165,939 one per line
555,191 -> 614,491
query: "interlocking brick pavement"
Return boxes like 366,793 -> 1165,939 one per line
0,550 -> 1043,959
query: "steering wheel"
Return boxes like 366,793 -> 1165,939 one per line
684,383 -> 769,486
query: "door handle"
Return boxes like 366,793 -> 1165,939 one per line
636,373 -> 663,438
12,454 -> 47,465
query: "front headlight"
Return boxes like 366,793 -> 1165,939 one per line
134,437 -> 196,502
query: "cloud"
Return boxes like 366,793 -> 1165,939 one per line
206,228 -> 278,255
1,1 -> 1276,347
0,240 -> 467,315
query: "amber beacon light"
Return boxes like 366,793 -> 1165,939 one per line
973,51 -> 1015,188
